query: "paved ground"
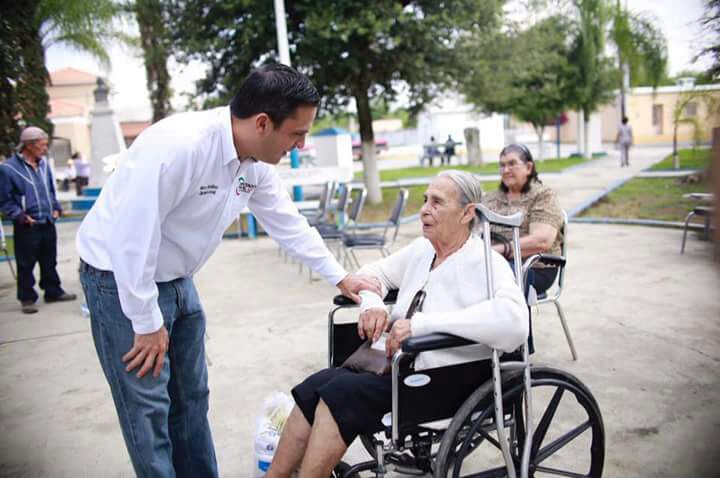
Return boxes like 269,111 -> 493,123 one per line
1,146 -> 719,477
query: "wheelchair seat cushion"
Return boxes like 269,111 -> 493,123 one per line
292,367 -> 392,447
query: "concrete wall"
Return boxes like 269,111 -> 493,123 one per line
418,94 -> 505,158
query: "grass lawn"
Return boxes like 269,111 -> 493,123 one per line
579,177 -> 710,222
354,156 -> 588,182
1,235 -> 14,257
649,147 -> 711,171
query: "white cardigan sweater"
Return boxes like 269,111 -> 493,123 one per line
358,235 -> 529,370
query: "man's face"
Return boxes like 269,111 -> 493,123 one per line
24,139 -> 49,160
255,105 -> 316,165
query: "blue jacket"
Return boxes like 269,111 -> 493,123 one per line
0,153 -> 62,223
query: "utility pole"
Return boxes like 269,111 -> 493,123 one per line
273,0 -> 303,200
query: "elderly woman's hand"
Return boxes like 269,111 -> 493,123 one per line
358,308 -> 389,343
386,319 -> 412,358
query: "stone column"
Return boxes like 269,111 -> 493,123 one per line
89,78 -> 126,187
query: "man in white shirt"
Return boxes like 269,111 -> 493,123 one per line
76,64 -> 379,478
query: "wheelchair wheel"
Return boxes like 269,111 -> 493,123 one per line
435,366 -> 604,477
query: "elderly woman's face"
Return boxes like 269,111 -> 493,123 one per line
499,151 -> 532,192
420,176 -> 471,244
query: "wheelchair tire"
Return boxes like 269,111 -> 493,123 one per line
434,366 -> 604,477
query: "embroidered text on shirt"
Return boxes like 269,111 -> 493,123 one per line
200,184 -> 219,196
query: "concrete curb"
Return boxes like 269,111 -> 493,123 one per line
570,216 -> 711,231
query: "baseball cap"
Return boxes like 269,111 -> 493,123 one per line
16,126 -> 49,151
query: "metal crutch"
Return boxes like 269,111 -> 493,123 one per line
0,222 -> 16,280
475,203 -> 534,478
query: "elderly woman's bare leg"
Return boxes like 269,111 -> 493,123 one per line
266,406 -> 312,478
298,399 -> 348,478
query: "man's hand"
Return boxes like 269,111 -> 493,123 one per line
358,308 -> 389,342
385,319 -> 411,358
337,273 -> 382,303
52,210 -> 60,219
22,215 -> 37,226
122,326 -> 169,379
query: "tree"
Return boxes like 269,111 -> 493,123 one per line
568,0 -> 618,158
133,0 -> 172,122
698,0 -> 720,80
610,2 -> 668,116
168,0 -> 502,204
0,0 -> 118,156
671,88 -> 719,169
459,16 -> 576,161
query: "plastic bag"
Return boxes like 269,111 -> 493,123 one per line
253,391 -> 295,477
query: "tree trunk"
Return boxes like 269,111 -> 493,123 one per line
576,109 -> 584,157
464,127 -> 482,166
16,7 -> 53,139
534,125 -> 545,162
354,89 -> 382,205
136,0 -> 172,123
673,124 -> 679,169
583,112 -> 590,160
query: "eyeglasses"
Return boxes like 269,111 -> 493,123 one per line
405,288 -> 427,319
498,159 -> 523,171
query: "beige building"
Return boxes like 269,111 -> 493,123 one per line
47,68 -> 151,164
552,80 -> 720,146
47,68 -> 97,161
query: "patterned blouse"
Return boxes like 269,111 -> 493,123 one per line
481,181 -> 564,261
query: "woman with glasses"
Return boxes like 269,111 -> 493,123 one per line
267,170 -> 528,478
482,144 -> 564,295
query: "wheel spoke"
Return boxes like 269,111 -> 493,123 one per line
532,386 -> 565,457
534,464 -> 588,478
535,420 -> 591,464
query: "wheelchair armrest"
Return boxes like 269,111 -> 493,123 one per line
536,254 -> 566,268
332,289 -> 399,306
402,333 -> 475,353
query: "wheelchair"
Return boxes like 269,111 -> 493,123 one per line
325,204 -> 604,477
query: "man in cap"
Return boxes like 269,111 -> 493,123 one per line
0,126 -> 77,314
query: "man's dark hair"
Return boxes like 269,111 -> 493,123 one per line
230,63 -> 320,127
622,116 -> 629,124
498,143 -> 541,194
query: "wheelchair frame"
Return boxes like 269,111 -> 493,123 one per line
327,204 -> 601,478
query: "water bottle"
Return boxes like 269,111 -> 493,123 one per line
252,429 -> 279,477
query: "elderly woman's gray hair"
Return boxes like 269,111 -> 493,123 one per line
438,170 -> 482,230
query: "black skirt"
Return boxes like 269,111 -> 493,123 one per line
292,367 -> 391,446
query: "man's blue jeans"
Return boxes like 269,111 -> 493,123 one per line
79,261 -> 218,478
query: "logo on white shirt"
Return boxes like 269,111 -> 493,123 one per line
236,176 -> 256,195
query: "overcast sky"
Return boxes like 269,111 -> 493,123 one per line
45,0 -> 713,121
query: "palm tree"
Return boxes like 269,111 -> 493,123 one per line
4,0 -> 118,147
568,0 -> 617,158
610,0 -> 668,117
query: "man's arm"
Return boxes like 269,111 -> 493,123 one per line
248,168 -> 380,301
0,165 -> 26,221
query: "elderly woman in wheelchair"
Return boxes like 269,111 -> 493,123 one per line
268,170 -> 605,478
